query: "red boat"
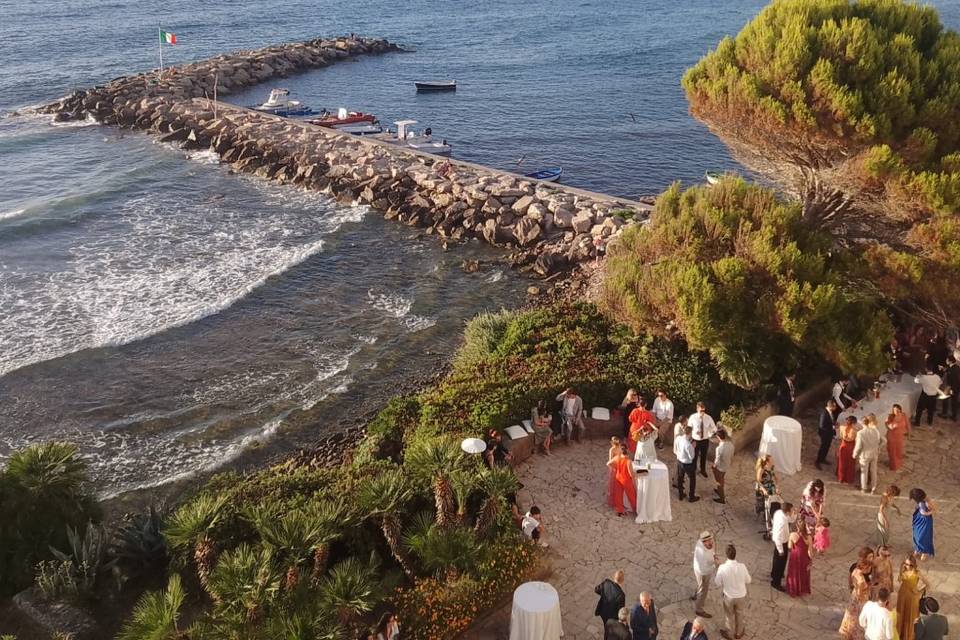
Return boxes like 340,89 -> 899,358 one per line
307,107 -> 378,128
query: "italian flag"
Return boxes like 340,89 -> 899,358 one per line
159,30 -> 177,45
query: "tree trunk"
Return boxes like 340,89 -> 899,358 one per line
194,535 -> 216,596
382,515 -> 417,580
311,544 -> 330,582
434,476 -> 456,528
474,498 -> 500,535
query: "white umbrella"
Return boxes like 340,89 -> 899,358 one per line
461,437 -> 487,454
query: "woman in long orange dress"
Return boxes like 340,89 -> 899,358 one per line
606,444 -> 637,516
607,437 -> 622,508
837,416 -> 858,484
885,404 -> 908,471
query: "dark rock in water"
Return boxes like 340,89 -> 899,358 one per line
158,127 -> 189,143
461,259 -> 481,273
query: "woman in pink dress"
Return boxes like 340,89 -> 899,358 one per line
786,519 -> 813,597
607,437 -> 621,507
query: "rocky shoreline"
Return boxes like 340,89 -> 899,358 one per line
38,34 -> 650,276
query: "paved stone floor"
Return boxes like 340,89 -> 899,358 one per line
466,409 -> 960,640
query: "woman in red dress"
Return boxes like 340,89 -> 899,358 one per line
885,404 -> 908,470
837,416 -> 858,484
607,437 -> 622,507
786,519 -> 813,597
606,444 -> 637,516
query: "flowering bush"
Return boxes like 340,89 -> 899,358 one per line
393,534 -> 541,640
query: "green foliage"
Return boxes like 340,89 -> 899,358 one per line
34,559 -> 78,601
719,404 -> 747,434
116,574 -> 186,640
49,522 -> 114,597
319,556 -> 380,626
683,0 -> 960,323
205,543 -> 283,622
0,442 -> 99,595
603,179 -> 892,386
454,309 -> 515,369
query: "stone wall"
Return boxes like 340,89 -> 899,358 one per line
37,35 -> 649,275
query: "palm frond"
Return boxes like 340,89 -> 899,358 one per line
116,574 -> 185,640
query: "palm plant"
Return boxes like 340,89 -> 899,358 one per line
358,468 -> 416,580
475,466 -> 520,535
449,468 -> 478,525
319,556 -> 378,628
163,493 -> 229,593
205,543 -> 283,624
260,593 -> 345,640
245,500 -> 350,589
404,521 -> 482,581
403,438 -> 464,528
116,574 -> 186,640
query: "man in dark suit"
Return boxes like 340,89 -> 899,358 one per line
776,373 -> 797,416
816,400 -> 838,470
595,570 -> 627,625
939,356 -> 960,421
630,592 -> 659,640
680,617 -> 708,640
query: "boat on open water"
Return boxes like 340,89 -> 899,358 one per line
415,80 -> 456,92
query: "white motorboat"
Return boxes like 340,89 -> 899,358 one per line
379,120 -> 452,156
250,88 -> 315,117
336,122 -> 384,136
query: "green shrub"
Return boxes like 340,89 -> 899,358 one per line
454,309 -> 516,369
719,405 -> 747,434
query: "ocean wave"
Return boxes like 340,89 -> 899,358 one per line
366,289 -> 437,332
0,192 -> 367,378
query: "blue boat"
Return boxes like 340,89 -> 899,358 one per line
524,166 -> 563,182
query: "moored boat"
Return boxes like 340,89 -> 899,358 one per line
250,88 -> 314,117
377,120 -> 452,156
704,170 -> 722,186
415,80 -> 457,92
524,167 -> 563,182
307,107 -> 378,128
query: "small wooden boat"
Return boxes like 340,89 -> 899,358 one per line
307,107 -> 378,128
704,171 -> 722,186
415,80 -> 456,92
524,167 -> 563,183
250,88 -> 314,117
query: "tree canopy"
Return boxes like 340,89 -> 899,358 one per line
683,0 -> 960,325
602,178 -> 893,387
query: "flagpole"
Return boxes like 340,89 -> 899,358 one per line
158,26 -> 164,79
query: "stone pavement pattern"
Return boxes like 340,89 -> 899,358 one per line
465,410 -> 960,640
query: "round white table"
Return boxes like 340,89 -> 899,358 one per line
510,581 -> 563,640
758,415 -> 802,475
634,460 -> 672,524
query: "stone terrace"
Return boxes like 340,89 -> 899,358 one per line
466,410 -> 960,639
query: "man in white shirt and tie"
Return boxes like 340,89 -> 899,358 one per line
714,543 -> 751,640
914,366 -> 943,426
770,502 -> 794,592
859,588 -> 894,640
687,402 -> 716,479
652,389 -> 674,449
832,376 -> 857,419
674,425 -> 699,502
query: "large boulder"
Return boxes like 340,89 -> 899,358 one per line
553,207 -> 575,228
511,194 -> 536,214
571,211 -> 593,234
513,218 -> 542,246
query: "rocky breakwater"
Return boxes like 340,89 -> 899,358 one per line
38,36 -> 649,275
38,35 -> 400,124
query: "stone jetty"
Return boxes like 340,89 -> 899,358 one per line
39,35 -> 649,275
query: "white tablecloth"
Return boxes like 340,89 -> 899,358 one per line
758,415 -> 802,475
510,581 -> 563,640
838,378 -> 922,427
634,460 -> 672,524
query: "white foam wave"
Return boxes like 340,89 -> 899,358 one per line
366,290 -> 436,332
187,149 -> 221,164
0,208 -> 27,222
403,315 -> 438,331
0,191 -> 368,377
485,269 -> 505,283
50,113 -> 100,128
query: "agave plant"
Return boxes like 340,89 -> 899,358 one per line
403,438 -> 464,528
358,468 -> 416,580
163,493 -> 229,593
111,505 -> 167,579
116,574 -> 186,640
319,556 -> 379,628
50,522 -> 114,596
475,466 -> 520,535
205,543 -> 283,624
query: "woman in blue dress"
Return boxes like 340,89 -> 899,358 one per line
909,487 -> 936,560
